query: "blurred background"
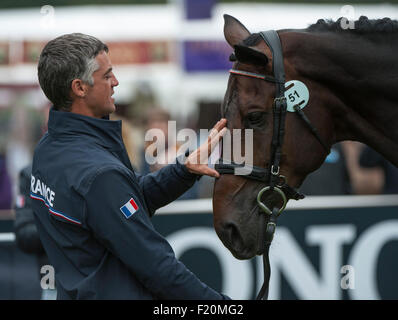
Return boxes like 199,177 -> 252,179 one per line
1,0 -> 398,208
0,0 -> 398,300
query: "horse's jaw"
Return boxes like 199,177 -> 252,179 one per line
213,179 -> 279,260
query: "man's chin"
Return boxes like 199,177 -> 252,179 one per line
97,104 -> 116,119
107,103 -> 116,115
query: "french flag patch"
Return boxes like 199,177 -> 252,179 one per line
120,198 -> 139,219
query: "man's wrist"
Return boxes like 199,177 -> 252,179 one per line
178,151 -> 202,180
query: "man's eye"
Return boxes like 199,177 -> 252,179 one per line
244,112 -> 266,128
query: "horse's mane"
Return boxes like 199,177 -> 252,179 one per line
307,16 -> 398,34
242,16 -> 398,46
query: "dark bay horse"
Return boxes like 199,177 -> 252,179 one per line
213,15 -> 398,263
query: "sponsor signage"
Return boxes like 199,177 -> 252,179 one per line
2,40 -> 172,65
153,196 -> 398,300
1,195 -> 397,299
107,41 -> 171,65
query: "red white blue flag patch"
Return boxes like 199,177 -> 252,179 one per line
120,198 -> 139,219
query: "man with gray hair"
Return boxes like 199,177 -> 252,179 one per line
31,33 -> 228,299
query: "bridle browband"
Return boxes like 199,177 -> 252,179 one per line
214,30 -> 329,300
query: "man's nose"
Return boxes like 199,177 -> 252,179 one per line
112,76 -> 119,87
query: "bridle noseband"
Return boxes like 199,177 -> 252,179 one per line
215,30 -> 329,300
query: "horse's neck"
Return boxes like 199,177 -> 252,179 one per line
301,32 -> 398,166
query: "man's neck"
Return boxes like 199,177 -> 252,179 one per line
70,101 -> 100,119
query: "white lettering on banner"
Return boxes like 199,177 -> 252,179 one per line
348,220 -> 398,300
262,225 -> 355,300
167,227 -> 252,300
306,225 -> 356,298
161,220 -> 397,299
30,175 -> 56,207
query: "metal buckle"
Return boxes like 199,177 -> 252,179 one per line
271,165 -> 280,176
256,186 -> 287,216
276,175 -> 287,187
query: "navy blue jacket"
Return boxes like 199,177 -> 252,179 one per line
30,109 -> 229,300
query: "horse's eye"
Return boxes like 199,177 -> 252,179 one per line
245,112 -> 266,128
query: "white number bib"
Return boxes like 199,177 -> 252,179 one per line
284,80 -> 310,112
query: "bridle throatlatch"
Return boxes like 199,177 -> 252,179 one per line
215,30 -> 329,300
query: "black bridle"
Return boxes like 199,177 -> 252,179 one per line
215,30 -> 329,300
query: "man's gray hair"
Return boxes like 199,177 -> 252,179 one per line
38,33 -> 108,111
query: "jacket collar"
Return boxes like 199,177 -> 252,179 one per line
47,108 -> 124,150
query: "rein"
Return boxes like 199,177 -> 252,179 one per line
215,30 -> 329,300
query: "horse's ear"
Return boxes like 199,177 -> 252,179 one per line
224,14 -> 251,48
234,44 -> 269,66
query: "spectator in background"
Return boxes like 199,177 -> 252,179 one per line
301,141 -> 396,196
110,113 -> 142,171
359,145 -> 398,194
141,108 -> 199,200
341,141 -> 386,195
141,108 -> 172,173
13,105 -> 56,299
194,102 -> 222,198
0,153 -> 12,210
127,82 -> 157,124
13,164 -> 56,300
6,105 -> 32,200
14,165 -> 42,254
299,143 -> 350,195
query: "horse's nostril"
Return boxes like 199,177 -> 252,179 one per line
223,222 -> 244,250
224,222 -> 237,238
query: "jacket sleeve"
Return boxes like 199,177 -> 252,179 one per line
84,168 -> 230,300
134,158 -> 200,216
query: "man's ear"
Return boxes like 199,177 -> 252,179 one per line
224,14 -> 251,48
71,79 -> 88,98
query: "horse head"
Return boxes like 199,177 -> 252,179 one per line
213,15 -> 337,260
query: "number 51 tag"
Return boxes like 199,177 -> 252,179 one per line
284,80 -> 309,112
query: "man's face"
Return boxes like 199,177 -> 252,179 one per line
84,51 -> 119,118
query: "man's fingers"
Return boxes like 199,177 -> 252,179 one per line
205,127 -> 226,156
215,118 -> 227,130
215,127 -> 227,140
207,127 -> 227,154
192,119 -> 227,164
208,119 -> 227,139
200,166 -> 220,178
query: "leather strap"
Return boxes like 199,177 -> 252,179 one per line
214,161 -> 304,200
260,31 -> 285,97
